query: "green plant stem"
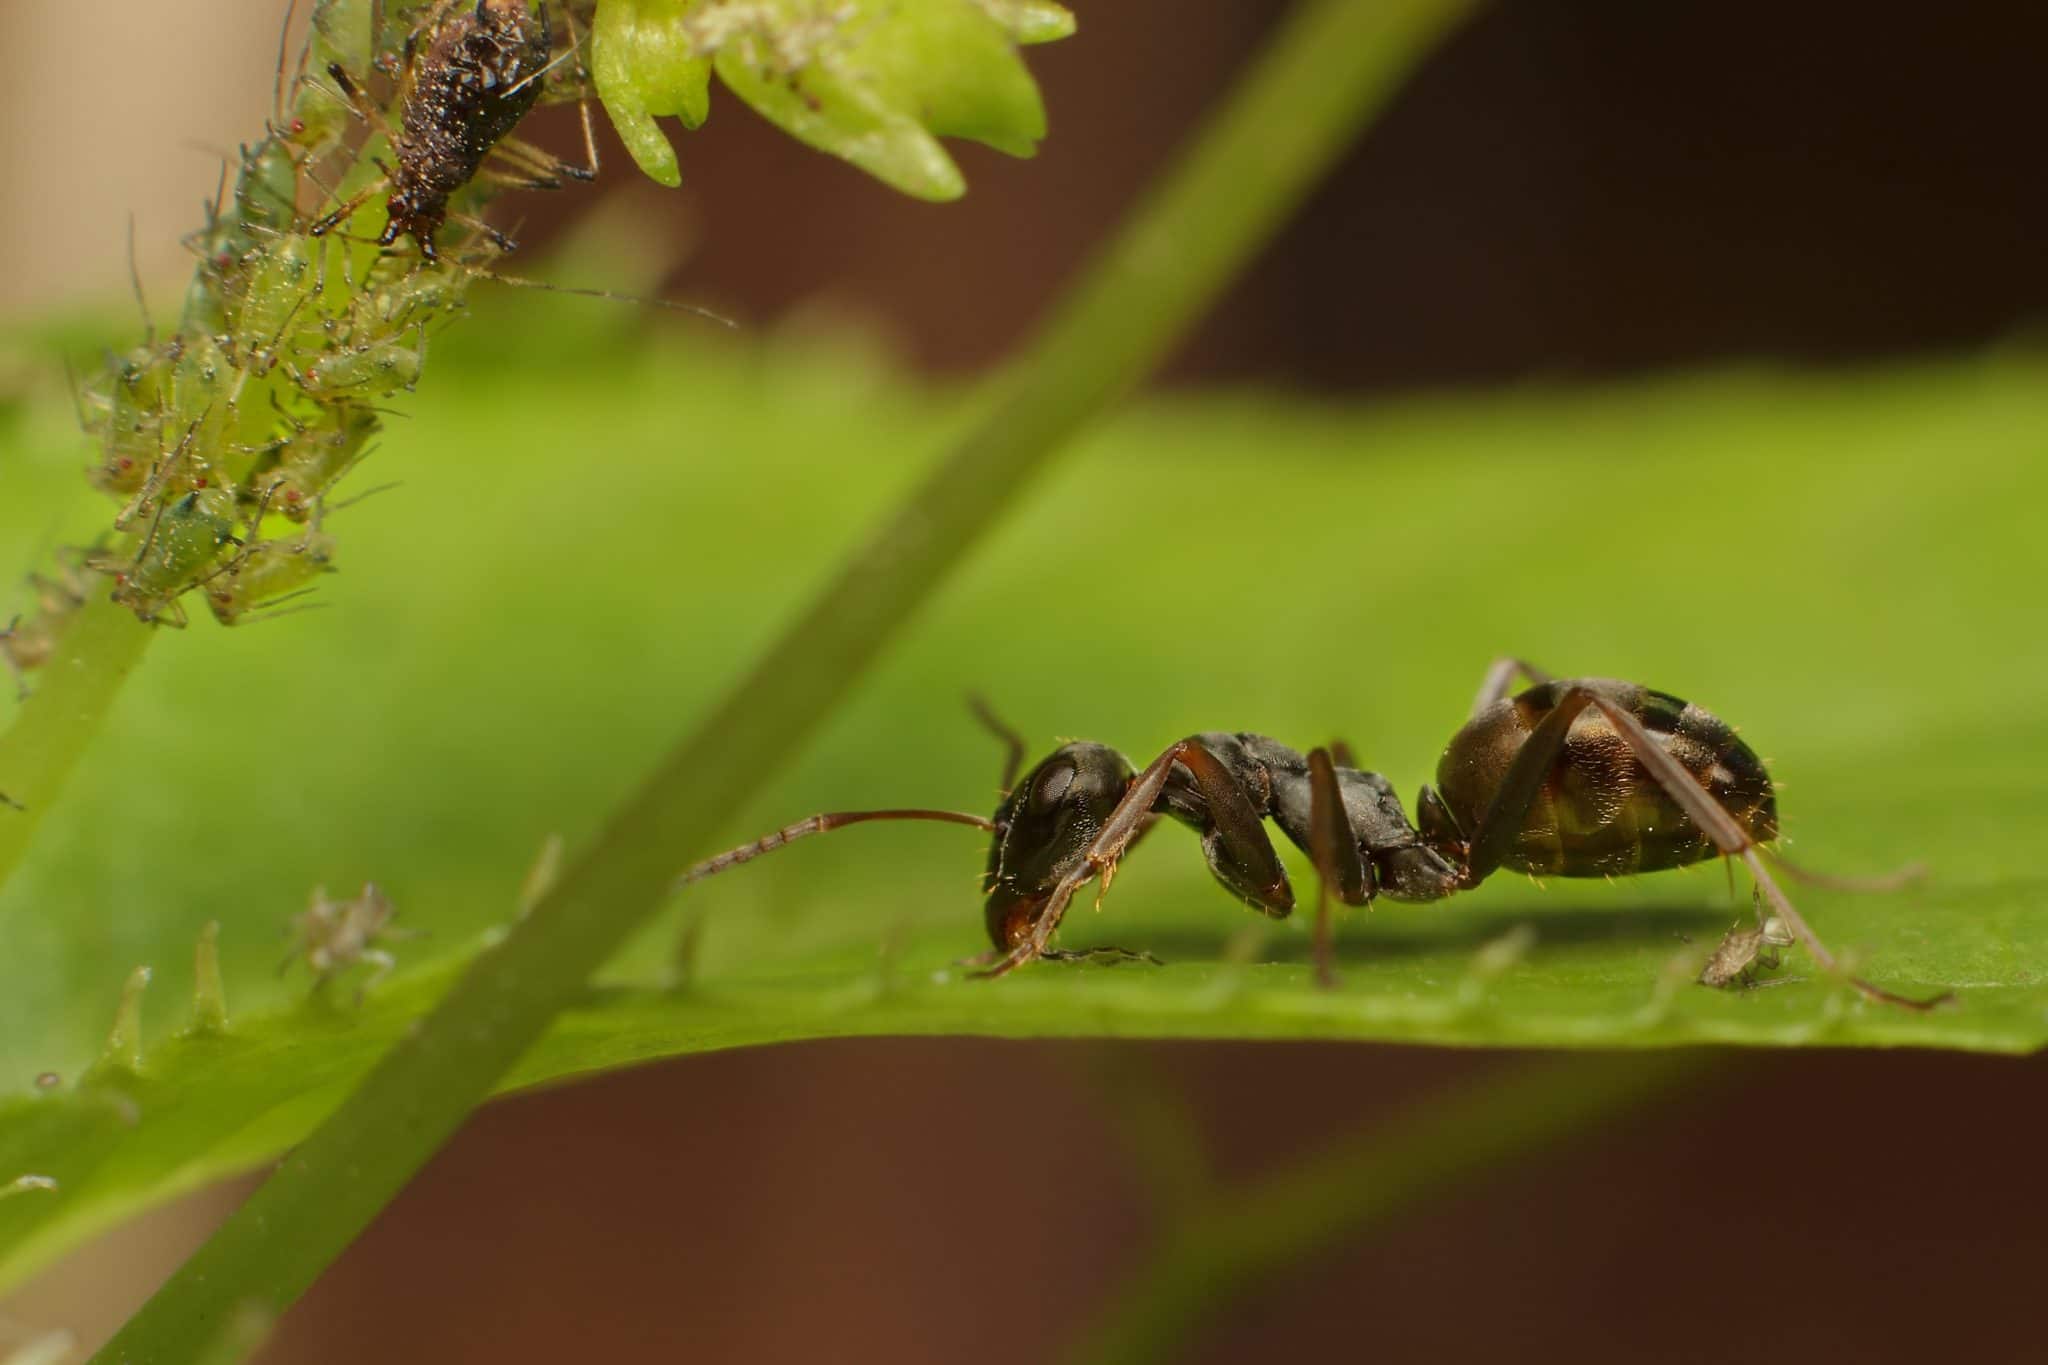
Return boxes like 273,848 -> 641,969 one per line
1066,1053 -> 1719,1365
0,597 -> 153,886
94,0 -> 1479,1356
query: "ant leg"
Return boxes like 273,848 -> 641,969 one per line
1764,847 -> 1927,893
675,809 -> 996,890
968,695 -> 1027,794
1041,945 -> 1162,967
1470,657 -> 1558,717
1305,748 -> 1372,987
1581,695 -> 1948,1010
983,739 -> 1285,977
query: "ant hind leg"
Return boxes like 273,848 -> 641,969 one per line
1469,657 -> 1558,718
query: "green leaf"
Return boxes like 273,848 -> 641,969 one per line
592,0 -> 1058,197
3,337 -> 2045,1292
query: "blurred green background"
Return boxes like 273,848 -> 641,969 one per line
4,0 -> 2047,1361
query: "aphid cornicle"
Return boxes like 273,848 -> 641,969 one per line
676,661 -> 1947,1011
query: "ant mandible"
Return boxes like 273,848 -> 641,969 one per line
677,660 -> 1947,1011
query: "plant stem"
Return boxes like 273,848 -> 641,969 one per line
1065,1053 -> 1719,1365
94,0 -> 1480,1355
0,597 -> 153,886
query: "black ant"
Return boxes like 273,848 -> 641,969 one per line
678,662 -> 1949,1011
310,0 -> 598,261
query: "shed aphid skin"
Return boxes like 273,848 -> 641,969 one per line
672,660 -> 1949,1011
284,882 -> 414,996
1698,890 -> 1796,989
2,561 -> 91,697
309,0 -> 600,262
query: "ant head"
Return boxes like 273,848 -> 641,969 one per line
982,743 -> 1134,950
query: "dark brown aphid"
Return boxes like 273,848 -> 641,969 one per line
311,0 -> 597,261
676,661 -> 1946,1011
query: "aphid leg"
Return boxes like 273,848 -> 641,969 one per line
982,739 -> 1284,977
674,809 -> 997,890
355,948 -> 397,1004
1470,656 -> 1557,718
308,182 -> 390,242
447,212 -> 520,255
1305,747 -> 1372,988
1581,694 -> 1951,1011
0,792 -> 22,812
968,694 -> 1027,794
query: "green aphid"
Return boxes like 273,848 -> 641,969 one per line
297,324 -> 427,400
90,485 -> 241,628
226,233 -> 321,374
183,134 -> 311,334
256,402 -> 377,520
205,522 -> 337,626
84,342 -> 178,499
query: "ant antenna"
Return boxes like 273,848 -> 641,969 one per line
674,810 -> 997,892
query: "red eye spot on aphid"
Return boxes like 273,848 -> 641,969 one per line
284,489 -> 303,504
290,118 -> 306,134
213,592 -> 232,605
194,477 -> 209,489
117,457 -> 134,470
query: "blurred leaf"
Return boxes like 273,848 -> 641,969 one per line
970,0 -> 1076,44
593,0 -> 1058,196
1,333 -> 2045,1291
591,0 -> 714,187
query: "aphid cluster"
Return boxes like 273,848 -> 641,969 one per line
6,0 -> 596,662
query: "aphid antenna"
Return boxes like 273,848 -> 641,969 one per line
486,271 -> 737,328
125,217 -> 156,346
60,356 -> 92,429
505,40 -> 584,101
324,479 -> 403,512
237,594 -> 332,628
273,0 -> 305,127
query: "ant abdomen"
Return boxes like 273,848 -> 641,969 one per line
1435,678 -> 1778,878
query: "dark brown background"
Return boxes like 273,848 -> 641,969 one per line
12,0 -> 2046,1358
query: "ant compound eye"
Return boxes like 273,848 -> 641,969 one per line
1033,763 -> 1076,810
